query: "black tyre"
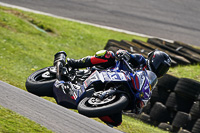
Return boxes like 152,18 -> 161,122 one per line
150,86 -> 170,106
174,78 -> 200,100
165,92 -> 193,113
172,111 -> 191,132
158,122 -> 173,132
190,101 -> 200,120
25,67 -> 56,97
178,129 -> 191,133
151,74 -> 178,106
77,93 -> 129,117
192,119 -> 200,133
150,102 -> 169,124
165,92 -> 177,110
174,41 -> 200,55
139,113 -> 151,124
157,74 -> 179,91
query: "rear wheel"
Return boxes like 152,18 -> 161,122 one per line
25,66 -> 57,97
78,93 -> 129,117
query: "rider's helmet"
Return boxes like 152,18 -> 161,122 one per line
147,50 -> 171,78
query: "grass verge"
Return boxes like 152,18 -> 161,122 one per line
0,105 -> 53,133
0,5 -> 146,91
0,5 -> 199,133
169,64 -> 200,82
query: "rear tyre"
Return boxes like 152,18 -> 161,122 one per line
25,67 -> 56,97
78,93 -> 129,117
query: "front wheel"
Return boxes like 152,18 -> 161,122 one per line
77,93 -> 129,117
25,66 -> 57,97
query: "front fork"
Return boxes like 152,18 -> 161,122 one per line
54,51 -> 67,80
93,89 -> 117,100
92,87 -> 129,101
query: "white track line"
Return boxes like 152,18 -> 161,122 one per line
0,2 -> 174,43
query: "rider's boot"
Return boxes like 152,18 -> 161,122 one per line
67,50 -> 115,68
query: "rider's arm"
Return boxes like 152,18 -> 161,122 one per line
115,50 -> 146,69
129,54 -> 146,69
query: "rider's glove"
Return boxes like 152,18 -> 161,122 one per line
115,50 -> 130,61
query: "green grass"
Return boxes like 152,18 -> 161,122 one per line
0,6 -> 147,91
0,5 -> 199,133
119,115 -> 168,133
93,115 -> 168,133
168,64 -> 200,82
0,105 -> 53,133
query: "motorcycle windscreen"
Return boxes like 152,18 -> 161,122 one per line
146,70 -> 158,90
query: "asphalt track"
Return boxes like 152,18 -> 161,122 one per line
0,81 -> 122,133
0,0 -> 200,46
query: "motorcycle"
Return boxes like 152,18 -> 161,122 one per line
26,51 -> 157,117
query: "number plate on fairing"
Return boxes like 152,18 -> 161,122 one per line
101,71 -> 128,82
83,70 -> 128,89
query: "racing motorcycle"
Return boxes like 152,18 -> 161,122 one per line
26,51 -> 157,117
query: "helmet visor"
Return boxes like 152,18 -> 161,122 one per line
152,62 -> 170,78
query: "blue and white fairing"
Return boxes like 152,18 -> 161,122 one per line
83,60 -> 132,88
83,70 -> 129,89
82,60 -> 158,106
130,70 -> 157,106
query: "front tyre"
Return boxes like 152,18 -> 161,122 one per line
25,66 -> 56,97
77,93 -> 129,117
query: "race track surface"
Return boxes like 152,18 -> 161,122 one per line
0,0 -> 200,46
0,81 -> 121,133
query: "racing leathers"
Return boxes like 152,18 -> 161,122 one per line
53,49 -> 149,127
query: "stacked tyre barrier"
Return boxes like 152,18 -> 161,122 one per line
104,38 -> 200,133
145,76 -> 200,133
123,75 -> 200,133
104,38 -> 200,66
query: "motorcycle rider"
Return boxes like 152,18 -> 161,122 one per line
66,49 -> 171,78
53,49 -> 171,127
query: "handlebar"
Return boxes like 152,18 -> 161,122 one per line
54,51 -> 67,80
121,58 -> 135,74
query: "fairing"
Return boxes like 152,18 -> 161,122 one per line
83,60 -> 158,106
83,70 -> 128,89
130,70 -> 151,100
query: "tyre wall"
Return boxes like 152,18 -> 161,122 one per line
104,38 -> 200,133
104,38 -> 200,66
